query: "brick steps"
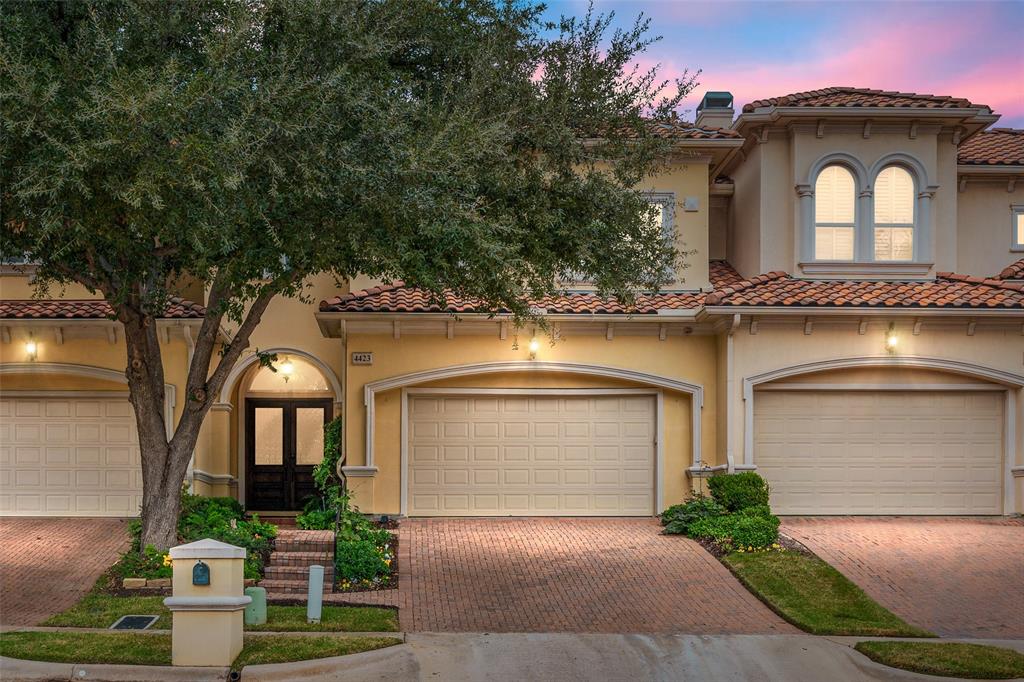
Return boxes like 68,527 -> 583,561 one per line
260,530 -> 335,595
265,564 -> 335,581
260,578 -> 334,594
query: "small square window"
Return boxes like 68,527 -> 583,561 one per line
1013,206 -> 1024,251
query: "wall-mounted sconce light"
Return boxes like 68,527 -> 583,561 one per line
885,323 -> 898,354
25,333 -> 38,361
279,355 -> 294,383
528,336 -> 540,360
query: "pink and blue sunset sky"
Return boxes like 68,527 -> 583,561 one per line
545,0 -> 1024,127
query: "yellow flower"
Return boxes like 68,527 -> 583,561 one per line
162,555 -> 172,566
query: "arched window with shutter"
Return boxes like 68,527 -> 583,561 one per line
873,166 -> 915,261
814,165 -> 856,260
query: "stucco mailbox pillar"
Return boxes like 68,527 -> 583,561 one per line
163,538 -> 252,667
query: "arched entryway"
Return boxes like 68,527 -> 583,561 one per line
221,350 -> 341,511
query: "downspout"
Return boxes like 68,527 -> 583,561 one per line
725,314 -> 740,473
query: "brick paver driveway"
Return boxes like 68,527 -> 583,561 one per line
783,517 -> 1024,639
342,518 -> 794,634
0,518 -> 130,625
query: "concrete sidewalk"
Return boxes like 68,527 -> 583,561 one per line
243,632 -> 1024,681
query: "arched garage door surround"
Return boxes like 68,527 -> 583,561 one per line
0,362 -> 177,435
741,355 -> 1024,514
354,361 -> 706,515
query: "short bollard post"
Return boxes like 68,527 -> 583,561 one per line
307,564 -> 324,624
163,539 -> 251,667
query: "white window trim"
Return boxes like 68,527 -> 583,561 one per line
799,152 -> 937,276
1012,204 -> 1024,252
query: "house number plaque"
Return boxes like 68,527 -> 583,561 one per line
351,352 -> 373,365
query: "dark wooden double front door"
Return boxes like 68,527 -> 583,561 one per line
245,398 -> 331,511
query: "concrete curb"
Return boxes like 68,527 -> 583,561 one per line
0,656 -> 227,682
2,625 -> 403,638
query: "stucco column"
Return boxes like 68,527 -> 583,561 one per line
917,188 -> 936,262
796,184 -> 814,262
856,189 -> 873,261
192,403 -> 233,496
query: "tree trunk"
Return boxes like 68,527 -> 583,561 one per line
119,282 -> 283,552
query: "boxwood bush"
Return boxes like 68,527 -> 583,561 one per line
706,472 -> 770,512
663,473 -> 780,550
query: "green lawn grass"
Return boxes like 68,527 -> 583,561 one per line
724,551 -> 934,637
0,631 -> 401,668
855,641 -> 1024,680
43,592 -> 397,632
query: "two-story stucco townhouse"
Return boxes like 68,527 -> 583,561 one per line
2,87 -> 1022,520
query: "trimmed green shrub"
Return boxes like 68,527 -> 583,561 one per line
688,505 -> 780,550
336,540 -> 391,583
661,496 -> 726,535
707,472 -> 770,512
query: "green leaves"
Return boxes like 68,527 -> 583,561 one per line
2,0 -> 693,318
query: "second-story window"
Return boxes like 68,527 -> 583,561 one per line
873,166 -> 915,261
814,165 -> 856,260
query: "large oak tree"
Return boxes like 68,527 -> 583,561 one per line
1,0 -> 695,549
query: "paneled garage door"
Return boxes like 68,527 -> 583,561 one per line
0,396 -> 143,516
754,390 -> 1003,515
408,393 -> 656,516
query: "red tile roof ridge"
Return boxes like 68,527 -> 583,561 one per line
704,270 -> 791,305
743,87 -> 978,113
996,258 -> 1024,280
938,271 -> 1023,291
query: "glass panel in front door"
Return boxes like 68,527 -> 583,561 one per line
296,407 -> 325,465
254,407 -> 284,465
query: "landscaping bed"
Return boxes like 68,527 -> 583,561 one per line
660,472 -> 933,638
113,493 -> 277,586
854,641 -> 1024,680
0,631 -> 402,669
296,418 -> 398,593
43,574 -> 399,632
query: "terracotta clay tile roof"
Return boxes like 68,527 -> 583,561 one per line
742,87 -> 978,113
997,257 -> 1024,280
0,297 -> 205,319
636,121 -> 742,140
594,120 -> 742,140
320,283 -> 705,315
705,271 -> 1024,309
709,260 -> 744,289
958,129 -> 1024,165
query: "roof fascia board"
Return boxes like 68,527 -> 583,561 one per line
703,306 -> 1021,317
315,310 -> 701,323
957,164 -> 1024,176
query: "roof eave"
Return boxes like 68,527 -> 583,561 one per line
956,164 -> 1024,176
703,305 -> 1022,317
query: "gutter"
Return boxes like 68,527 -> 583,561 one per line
703,306 -> 1023,318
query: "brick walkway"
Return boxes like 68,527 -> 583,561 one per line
783,517 -> 1024,639
337,518 -> 794,634
0,518 -> 130,626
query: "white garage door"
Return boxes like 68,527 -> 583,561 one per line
0,396 -> 143,516
754,390 -> 1003,515
408,393 -> 656,516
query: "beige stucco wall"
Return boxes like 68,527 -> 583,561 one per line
957,180 -> 1024,277
342,331 -> 720,515
728,143 -> 763,278
726,321 -> 1024,513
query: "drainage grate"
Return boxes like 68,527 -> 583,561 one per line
109,615 -> 160,630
